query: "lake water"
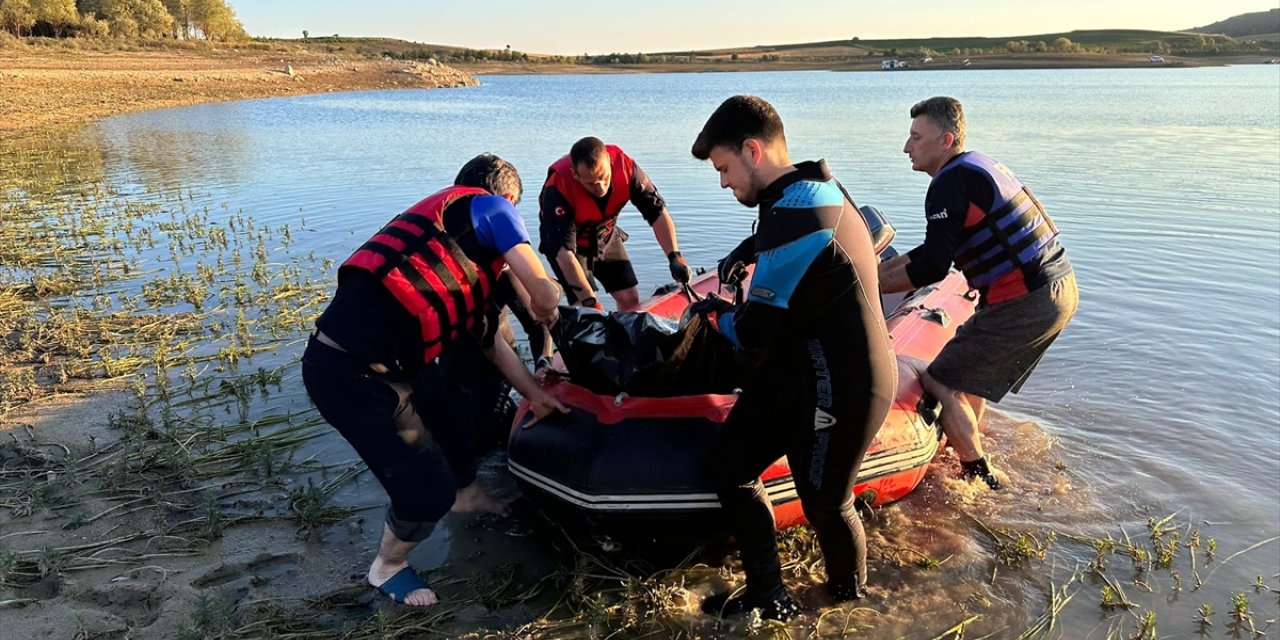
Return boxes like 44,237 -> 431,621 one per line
53,65 -> 1280,636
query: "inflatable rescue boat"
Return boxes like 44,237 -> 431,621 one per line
508,207 -> 977,538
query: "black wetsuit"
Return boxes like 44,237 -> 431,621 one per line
709,161 -> 897,597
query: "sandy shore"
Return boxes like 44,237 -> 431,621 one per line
0,45 -> 476,133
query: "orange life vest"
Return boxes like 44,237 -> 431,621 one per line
339,186 -> 504,364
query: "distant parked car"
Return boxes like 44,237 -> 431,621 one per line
1150,55 -> 1165,63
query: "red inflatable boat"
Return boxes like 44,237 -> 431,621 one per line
508,212 -> 976,538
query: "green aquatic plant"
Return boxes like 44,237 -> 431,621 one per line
1131,610 -> 1157,640
1195,602 -> 1213,629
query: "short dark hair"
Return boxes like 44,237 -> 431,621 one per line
691,95 -> 785,160
569,136 -> 607,168
455,153 -> 522,203
910,96 -> 966,150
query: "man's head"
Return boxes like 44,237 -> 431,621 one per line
455,153 -> 523,204
905,96 -> 966,176
569,137 -> 611,198
691,95 -> 789,208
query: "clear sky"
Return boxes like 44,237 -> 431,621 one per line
231,1 -> 1275,55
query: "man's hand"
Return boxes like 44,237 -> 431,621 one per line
717,258 -> 748,287
668,251 -> 691,284
717,235 -> 755,286
523,389 -> 569,428
533,304 -> 560,327
689,294 -> 734,319
580,296 -> 606,312
534,355 -> 555,383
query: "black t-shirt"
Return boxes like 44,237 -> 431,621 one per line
315,270 -> 421,373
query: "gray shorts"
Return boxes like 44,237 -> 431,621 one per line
928,272 -> 1078,402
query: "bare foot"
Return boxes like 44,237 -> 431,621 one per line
368,557 -> 437,606
452,481 -> 510,516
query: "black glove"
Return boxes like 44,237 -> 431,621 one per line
668,251 -> 691,284
687,294 -> 734,320
717,235 -> 756,286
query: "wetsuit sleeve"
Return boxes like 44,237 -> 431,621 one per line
470,195 -> 531,254
537,184 -> 577,256
905,169 -> 969,287
716,228 -> 833,350
628,163 -> 667,225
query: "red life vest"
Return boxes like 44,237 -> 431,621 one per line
544,145 -> 635,254
339,186 -> 505,364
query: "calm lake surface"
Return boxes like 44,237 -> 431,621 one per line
68,65 -> 1280,636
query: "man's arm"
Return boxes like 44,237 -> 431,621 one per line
498,270 -> 553,360
554,249 -> 601,308
537,185 -> 600,308
881,172 -> 972,292
483,339 -> 567,427
651,210 -> 679,256
503,243 -> 562,324
629,164 -> 689,283
878,254 -> 917,293
712,228 -> 833,351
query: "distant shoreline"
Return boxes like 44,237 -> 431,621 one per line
454,52 -> 1275,75
1,44 -> 1273,134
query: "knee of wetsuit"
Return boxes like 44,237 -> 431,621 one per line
801,497 -> 859,530
384,505 -> 438,543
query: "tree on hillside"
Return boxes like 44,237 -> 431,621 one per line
74,0 -> 100,14
32,0 -> 77,36
0,0 -> 37,36
160,0 -> 190,37
190,0 -> 244,40
100,0 -> 173,37
1052,37 -> 1078,52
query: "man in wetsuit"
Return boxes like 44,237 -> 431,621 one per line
879,97 -> 1078,489
539,136 -> 690,311
301,154 -> 567,607
688,95 -> 897,619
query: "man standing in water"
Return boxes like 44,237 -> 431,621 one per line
879,97 -> 1078,489
539,136 -> 690,311
301,154 -> 567,606
688,95 -> 896,619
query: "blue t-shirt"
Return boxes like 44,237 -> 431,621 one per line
471,194 -> 531,255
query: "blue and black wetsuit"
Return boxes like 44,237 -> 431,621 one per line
709,160 -> 897,598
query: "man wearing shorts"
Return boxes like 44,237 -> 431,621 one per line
879,97 -> 1078,489
539,137 -> 690,311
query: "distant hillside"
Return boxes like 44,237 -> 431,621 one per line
1190,9 -> 1280,37
670,29 -> 1250,60
250,25 -> 1275,71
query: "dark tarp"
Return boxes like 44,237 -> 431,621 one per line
550,305 -> 758,397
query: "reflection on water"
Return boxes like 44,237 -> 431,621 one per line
5,65 -> 1277,637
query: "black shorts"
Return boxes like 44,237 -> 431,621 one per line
546,232 -> 638,304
